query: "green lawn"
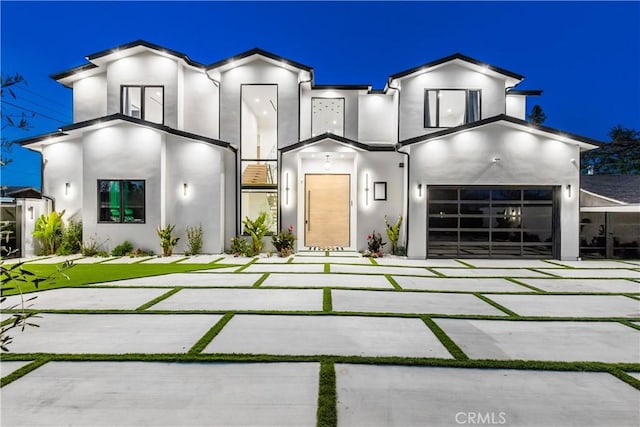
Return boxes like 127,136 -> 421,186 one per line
1,262 -> 233,296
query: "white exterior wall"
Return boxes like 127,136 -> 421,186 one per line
164,136 -> 225,253
15,198 -> 50,257
106,52 -> 179,128
73,75 -> 107,122
219,59 -> 299,147
82,124 -> 163,253
42,140 -> 83,220
399,63 -> 507,140
358,94 -> 396,144
406,124 -> 581,259
182,67 -> 219,138
506,95 -> 526,120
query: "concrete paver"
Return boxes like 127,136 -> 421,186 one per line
373,258 -> 466,267
435,319 -> 640,362
330,264 -> 438,276
24,255 -> 83,264
336,365 -> 640,427
255,256 -> 293,263
291,256 -> 372,264
1,361 -> 33,378
260,273 -> 394,289
433,268 -> 551,278
97,272 -> 264,287
332,290 -> 504,316
1,362 -> 319,427
177,254 -> 224,264
101,256 -> 154,264
151,288 -> 323,311
205,314 -> 452,358
6,314 -> 221,354
487,294 -> 640,318
1,288 -> 167,310
627,372 -> 640,380
517,278 -> 640,293
242,263 -> 325,273
550,260 -> 637,269
139,255 -> 187,264
538,268 -> 640,279
461,259 -> 558,269
211,255 -> 255,265
393,276 -> 530,292
72,256 -> 115,264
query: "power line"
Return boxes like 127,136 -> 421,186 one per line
13,95 -> 71,122
13,85 -> 70,110
1,100 -> 68,124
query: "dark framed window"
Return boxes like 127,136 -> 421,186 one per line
424,89 -> 480,128
98,180 -> 145,223
121,86 -> 164,124
311,97 -> 345,137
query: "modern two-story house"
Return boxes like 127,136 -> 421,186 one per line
19,40 -> 602,259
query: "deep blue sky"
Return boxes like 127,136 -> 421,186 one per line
2,1 -> 639,188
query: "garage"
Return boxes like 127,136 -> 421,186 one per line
427,186 -> 558,258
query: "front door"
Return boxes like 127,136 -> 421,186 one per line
305,174 -> 350,247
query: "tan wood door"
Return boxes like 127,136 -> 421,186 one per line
305,174 -> 350,247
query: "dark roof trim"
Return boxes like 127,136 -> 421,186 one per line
507,89 -> 543,96
312,84 -> 371,91
389,52 -> 524,81
281,132 -> 396,153
398,114 -> 603,148
18,114 -> 236,152
50,63 -> 100,81
86,39 -> 206,69
207,47 -> 313,72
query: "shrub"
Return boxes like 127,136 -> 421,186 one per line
272,225 -> 296,257
32,210 -> 65,255
157,224 -> 180,256
242,212 -> 269,255
111,240 -> 134,257
81,234 -> 108,257
130,248 -> 154,257
364,231 -> 386,258
229,236 -> 251,257
185,224 -> 204,255
57,219 -> 82,255
384,215 -> 403,255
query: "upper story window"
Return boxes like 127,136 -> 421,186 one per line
312,98 -> 344,137
121,86 -> 164,124
424,89 -> 480,128
98,180 -> 145,223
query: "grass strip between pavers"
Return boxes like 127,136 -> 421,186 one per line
135,287 -> 183,311
324,263 -> 330,273
188,312 -> 235,354
618,320 -> 640,331
234,258 -> 258,273
422,317 -> 469,360
0,358 -> 50,388
385,275 -> 402,290
323,288 -> 332,312
317,361 -> 337,427
609,368 -> 640,391
369,257 -> 378,265
474,293 -> 519,317
505,277 -> 546,293
252,273 -> 270,288
454,259 -> 476,268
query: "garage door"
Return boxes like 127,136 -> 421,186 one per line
427,187 -> 557,258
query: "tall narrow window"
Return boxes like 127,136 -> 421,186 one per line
121,86 -> 164,124
241,84 -> 278,234
98,180 -> 145,223
424,89 -> 480,128
312,98 -> 344,137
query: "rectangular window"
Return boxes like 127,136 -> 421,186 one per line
424,89 -> 480,128
312,98 -> 345,137
121,86 -> 164,124
98,180 -> 145,223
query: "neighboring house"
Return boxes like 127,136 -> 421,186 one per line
18,40 -> 604,259
579,175 -> 640,259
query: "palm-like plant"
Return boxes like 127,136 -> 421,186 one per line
32,210 -> 65,255
242,212 -> 269,255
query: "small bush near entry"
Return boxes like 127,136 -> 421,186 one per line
57,219 -> 82,255
384,215 -> 403,255
363,231 -> 386,258
229,236 -> 251,257
157,224 -> 180,257
185,225 -> 204,255
81,234 -> 108,257
32,210 -> 65,255
242,212 -> 269,255
272,225 -> 296,257
111,241 -> 134,257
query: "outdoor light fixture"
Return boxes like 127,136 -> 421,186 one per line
65,182 -> 70,196
324,154 -> 331,171
566,184 -> 572,198
28,206 -> 34,220
183,183 -> 188,197
418,183 -> 423,198
492,157 -> 501,163
365,173 -> 370,206
285,173 -> 290,206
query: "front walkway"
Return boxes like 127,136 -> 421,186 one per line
1,253 -> 639,426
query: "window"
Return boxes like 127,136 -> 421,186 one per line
121,86 -> 164,124
424,89 -> 480,128
241,84 -> 278,233
98,180 -> 145,223
312,98 -> 344,137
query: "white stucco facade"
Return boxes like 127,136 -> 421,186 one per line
19,41 -> 599,259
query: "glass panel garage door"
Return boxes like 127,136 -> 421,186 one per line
428,187 -> 556,258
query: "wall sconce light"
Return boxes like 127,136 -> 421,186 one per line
183,183 -> 188,197
28,206 -> 34,220
492,157 -> 501,163
65,182 -> 70,196
364,173 -> 370,206
570,158 -> 576,165
285,173 -> 290,206
324,154 -> 331,171
566,184 -> 572,198
418,183 -> 423,198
